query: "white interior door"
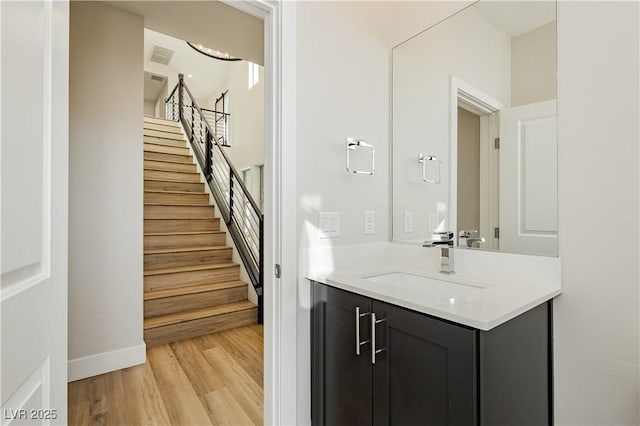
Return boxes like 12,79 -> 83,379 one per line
499,99 -> 557,256
1,1 -> 69,424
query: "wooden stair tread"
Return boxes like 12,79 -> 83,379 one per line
145,217 -> 216,221
143,132 -> 185,141
144,231 -> 224,236
144,159 -> 194,166
144,262 -> 238,276
144,301 -> 257,330
143,158 -> 193,165
144,246 -> 230,255
144,203 -> 210,207
145,170 -> 200,176
145,178 -> 202,184
144,281 -> 247,301
143,124 -> 183,133
144,116 -> 180,125
144,190 -> 207,195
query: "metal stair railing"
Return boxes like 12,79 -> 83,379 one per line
165,73 -> 263,323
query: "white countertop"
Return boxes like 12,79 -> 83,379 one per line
304,242 -> 562,331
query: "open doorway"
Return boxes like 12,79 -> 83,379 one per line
449,77 -> 503,251
69,2 -> 272,424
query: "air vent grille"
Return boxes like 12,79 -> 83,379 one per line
150,45 -> 173,65
150,75 -> 165,82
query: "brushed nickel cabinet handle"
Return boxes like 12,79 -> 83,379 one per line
355,306 -> 371,355
371,313 -> 387,364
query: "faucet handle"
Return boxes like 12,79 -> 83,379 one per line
459,230 -> 478,238
431,231 -> 454,242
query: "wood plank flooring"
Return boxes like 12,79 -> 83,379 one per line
68,325 -> 263,426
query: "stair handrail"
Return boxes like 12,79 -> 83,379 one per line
180,81 -> 261,213
165,73 -> 263,323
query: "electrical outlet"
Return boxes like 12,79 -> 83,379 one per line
404,211 -> 413,233
364,211 -> 375,234
319,212 -> 340,238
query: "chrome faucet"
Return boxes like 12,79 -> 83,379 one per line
458,230 -> 486,248
423,231 -> 455,274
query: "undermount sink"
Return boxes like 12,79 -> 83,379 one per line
361,271 -> 487,290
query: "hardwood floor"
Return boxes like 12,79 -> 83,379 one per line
68,325 -> 263,426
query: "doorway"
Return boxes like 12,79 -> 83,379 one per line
65,1 -> 293,424
450,76 -> 503,250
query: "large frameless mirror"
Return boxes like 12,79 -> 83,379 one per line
392,1 -> 558,256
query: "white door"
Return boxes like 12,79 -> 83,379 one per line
499,100 -> 557,256
1,1 -> 68,425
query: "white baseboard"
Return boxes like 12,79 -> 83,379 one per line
67,342 -> 146,382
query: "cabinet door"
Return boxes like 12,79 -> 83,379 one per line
312,283 -> 373,426
372,301 -> 477,426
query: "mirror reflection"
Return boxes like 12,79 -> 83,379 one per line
392,1 -> 558,256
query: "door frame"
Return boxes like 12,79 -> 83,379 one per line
449,76 -> 503,244
222,1 -> 298,424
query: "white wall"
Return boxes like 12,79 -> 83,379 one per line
207,61 -> 265,202
295,1 -> 393,423
390,1 -> 474,47
154,80 -> 168,118
144,99 -> 156,116
145,60 -> 179,98
392,6 -> 510,242
511,21 -> 557,107
69,1 -> 145,380
555,2 -> 639,424
388,1 -> 640,423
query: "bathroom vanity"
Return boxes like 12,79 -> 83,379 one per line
306,243 -> 561,426
311,282 -> 551,426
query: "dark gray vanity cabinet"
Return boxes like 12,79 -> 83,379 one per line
311,282 -> 552,426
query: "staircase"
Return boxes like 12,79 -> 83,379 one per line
143,116 -> 257,347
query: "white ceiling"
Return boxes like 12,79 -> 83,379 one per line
474,1 -> 556,37
144,28 -> 233,102
106,1 -> 264,65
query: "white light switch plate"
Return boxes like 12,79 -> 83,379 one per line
364,211 -> 375,234
404,211 -> 413,233
319,212 -> 340,238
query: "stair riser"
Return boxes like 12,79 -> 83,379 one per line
144,136 -> 186,148
144,218 -> 220,233
144,117 -> 180,127
144,248 -> 233,270
144,286 -> 248,318
144,265 -> 241,291
144,160 -> 196,173
144,170 -> 201,183
144,192 -> 208,205
144,129 -> 185,141
144,143 -> 190,156
144,307 -> 257,347
144,123 -> 183,134
144,233 -> 226,250
144,151 -> 193,164
144,205 -> 215,219
144,180 -> 203,193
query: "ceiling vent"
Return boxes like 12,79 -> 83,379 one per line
150,45 -> 173,65
150,74 -> 165,82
